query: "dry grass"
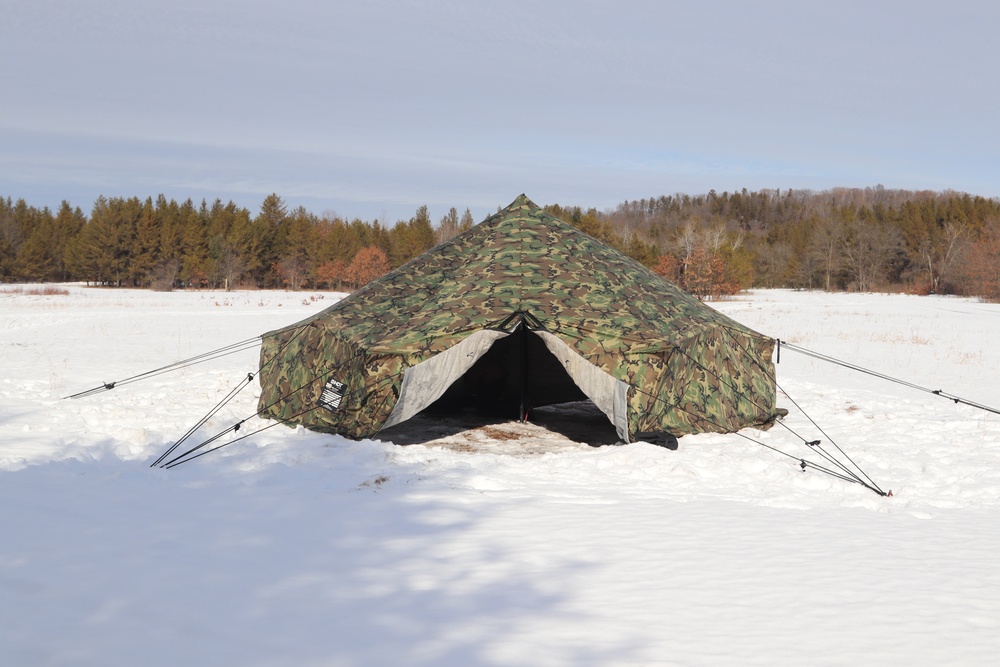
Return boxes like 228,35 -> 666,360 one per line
956,350 -> 985,365
2,286 -> 71,296
870,331 -> 933,345
300,294 -> 326,306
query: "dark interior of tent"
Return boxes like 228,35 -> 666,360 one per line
425,327 -> 587,420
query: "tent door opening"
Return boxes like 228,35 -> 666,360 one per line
382,319 -> 631,442
425,325 -> 588,421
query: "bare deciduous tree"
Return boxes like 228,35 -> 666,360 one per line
840,221 -> 904,292
809,218 -> 845,291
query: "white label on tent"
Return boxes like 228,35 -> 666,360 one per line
319,379 -> 345,411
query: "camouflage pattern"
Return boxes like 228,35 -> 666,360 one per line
258,194 -> 779,440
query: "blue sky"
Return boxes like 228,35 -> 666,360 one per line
2,1 -> 998,223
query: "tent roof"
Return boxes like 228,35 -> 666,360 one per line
277,194 -> 769,357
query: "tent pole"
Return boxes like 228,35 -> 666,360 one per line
518,318 -> 528,422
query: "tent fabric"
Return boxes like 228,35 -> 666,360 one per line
257,194 -> 781,441
382,328 -> 509,430
534,330 -> 632,441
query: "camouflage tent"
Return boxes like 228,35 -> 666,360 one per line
257,194 -> 781,442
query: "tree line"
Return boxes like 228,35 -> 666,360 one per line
2,186 -> 999,300
550,185 -> 1000,301
0,193 -> 473,291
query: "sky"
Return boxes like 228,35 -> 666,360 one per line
2,0 -> 999,223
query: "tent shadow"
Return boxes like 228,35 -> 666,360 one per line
526,400 -> 623,446
378,400 -> 622,448
0,456 -> 649,666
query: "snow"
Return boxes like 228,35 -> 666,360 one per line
2,286 -> 999,665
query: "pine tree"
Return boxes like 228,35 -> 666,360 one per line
130,198 -> 160,286
206,199 -> 252,289
180,201 -> 209,286
51,202 -> 87,281
459,208 -> 475,233
12,204 -> 55,281
243,194 -> 285,286
389,205 -> 435,266
65,196 -> 137,285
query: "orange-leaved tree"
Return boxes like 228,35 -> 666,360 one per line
344,246 -> 390,290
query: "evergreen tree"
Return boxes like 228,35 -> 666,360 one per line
206,199 -> 252,289
389,205 -> 436,266
180,200 -> 209,286
51,201 -> 87,281
243,194 -> 284,286
156,195 -> 184,272
459,207 -> 475,233
12,203 -> 56,281
65,196 -> 138,285
0,197 -> 16,279
129,198 -> 160,286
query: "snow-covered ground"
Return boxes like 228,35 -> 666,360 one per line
2,286 -> 999,666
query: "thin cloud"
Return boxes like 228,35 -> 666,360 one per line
2,1 -> 997,219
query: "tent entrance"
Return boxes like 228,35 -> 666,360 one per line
426,326 -> 588,420
382,319 -> 631,441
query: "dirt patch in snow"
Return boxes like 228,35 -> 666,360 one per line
377,400 -> 623,455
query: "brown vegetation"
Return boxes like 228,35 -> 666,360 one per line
1,285 -> 70,296
597,186 -> 1000,300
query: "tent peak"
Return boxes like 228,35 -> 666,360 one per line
504,193 -> 539,211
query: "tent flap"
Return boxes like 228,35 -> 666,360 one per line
536,331 -> 631,441
383,329 -> 510,429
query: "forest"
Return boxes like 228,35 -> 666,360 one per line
2,186 -> 999,301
